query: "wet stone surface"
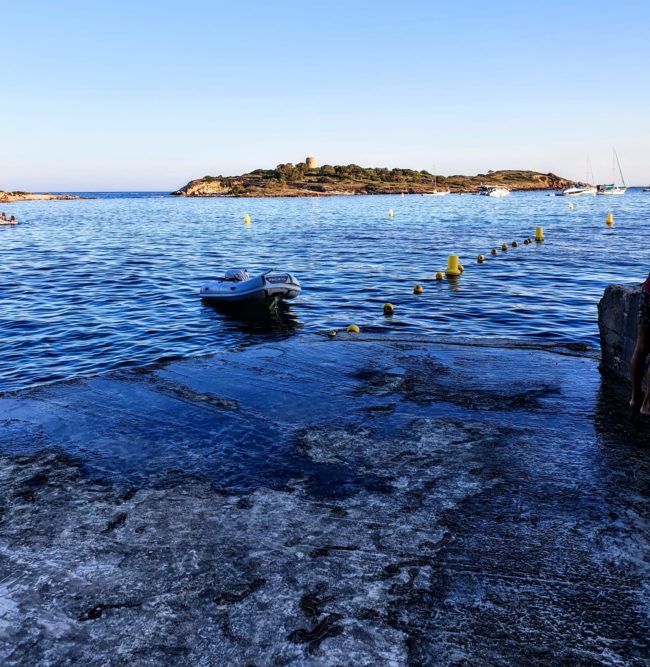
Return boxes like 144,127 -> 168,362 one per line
0,335 -> 648,665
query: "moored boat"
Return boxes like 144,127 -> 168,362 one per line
596,149 -> 627,195
422,171 -> 450,196
478,185 -> 510,198
200,268 -> 301,307
562,185 -> 597,196
597,183 -> 626,195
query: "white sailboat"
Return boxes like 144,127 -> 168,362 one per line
597,149 -> 627,195
422,167 -> 450,196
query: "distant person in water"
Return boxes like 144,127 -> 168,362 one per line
9,215 -> 15,223
630,272 -> 650,415
0,212 -> 6,221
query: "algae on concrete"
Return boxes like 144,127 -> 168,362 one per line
0,336 -> 648,665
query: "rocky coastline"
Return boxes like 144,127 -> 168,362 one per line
172,164 -> 582,198
0,190 -> 83,203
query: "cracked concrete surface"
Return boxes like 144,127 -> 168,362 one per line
0,335 -> 648,665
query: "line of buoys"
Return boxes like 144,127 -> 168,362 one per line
244,214 -> 251,225
387,209 -> 394,218
344,222 -> 553,335
606,213 -> 614,226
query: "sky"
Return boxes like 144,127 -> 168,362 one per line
2,0 -> 649,190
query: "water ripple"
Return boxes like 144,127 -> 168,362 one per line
0,190 -> 647,391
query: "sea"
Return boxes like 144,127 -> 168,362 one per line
1,189 -> 648,392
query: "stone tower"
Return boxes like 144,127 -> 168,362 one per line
306,156 -> 318,170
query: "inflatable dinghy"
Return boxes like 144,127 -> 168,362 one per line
200,268 -> 301,307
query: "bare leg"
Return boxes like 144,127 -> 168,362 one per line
630,326 -> 650,411
641,364 -> 650,416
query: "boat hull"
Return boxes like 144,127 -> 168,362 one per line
597,187 -> 626,195
562,187 -> 597,196
200,271 -> 301,307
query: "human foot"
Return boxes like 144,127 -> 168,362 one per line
630,395 -> 642,411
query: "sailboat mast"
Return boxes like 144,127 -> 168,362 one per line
613,148 -> 626,187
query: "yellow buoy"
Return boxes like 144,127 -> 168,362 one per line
383,302 -> 394,315
535,226 -> 544,242
606,213 -> 614,226
491,248 -> 498,256
347,324 -> 360,333
387,209 -> 394,218
511,241 -> 518,248
501,243 -> 508,251
477,254 -> 485,263
435,272 -> 444,281
413,284 -> 423,295
244,214 -> 251,225
444,255 -> 461,277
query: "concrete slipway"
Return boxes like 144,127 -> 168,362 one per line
0,334 -> 648,666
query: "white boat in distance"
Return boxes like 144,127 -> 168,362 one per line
478,185 -> 511,198
597,149 -> 627,195
422,172 -> 450,196
562,185 -> 597,196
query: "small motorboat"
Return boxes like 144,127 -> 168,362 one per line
562,186 -> 597,196
477,185 -> 510,198
200,268 -> 301,307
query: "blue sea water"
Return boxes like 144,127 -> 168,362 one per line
1,190 -> 648,392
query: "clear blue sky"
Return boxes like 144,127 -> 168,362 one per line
2,0 -> 649,190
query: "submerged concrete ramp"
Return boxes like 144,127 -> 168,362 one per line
0,335 -> 648,665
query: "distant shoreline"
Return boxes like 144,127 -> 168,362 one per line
0,191 -> 86,203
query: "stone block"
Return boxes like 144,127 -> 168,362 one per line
598,284 -> 644,382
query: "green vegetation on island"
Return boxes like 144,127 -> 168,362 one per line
172,162 -> 581,197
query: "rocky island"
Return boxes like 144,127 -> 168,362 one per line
0,190 -> 83,203
172,159 -> 581,198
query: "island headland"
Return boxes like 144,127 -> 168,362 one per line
0,190 -> 83,203
172,157 -> 582,197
